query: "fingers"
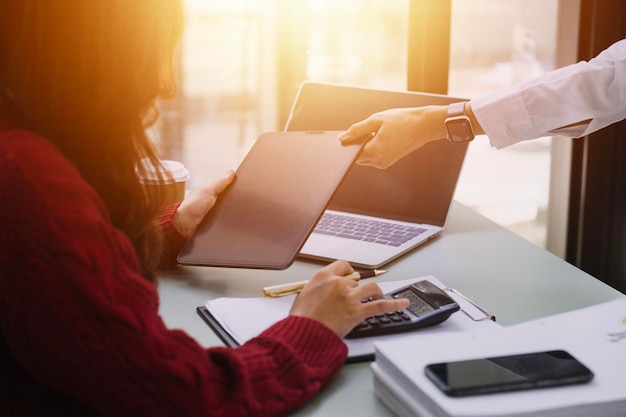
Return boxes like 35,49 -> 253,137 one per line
338,119 -> 380,145
322,259 -> 354,277
305,260 -> 353,285
290,261 -> 410,337
355,281 -> 385,299
339,120 -> 396,169
206,169 -> 235,196
173,170 -> 235,238
194,170 -> 235,207
354,281 -> 410,316
363,296 -> 410,318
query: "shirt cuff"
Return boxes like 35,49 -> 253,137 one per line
470,86 -> 536,149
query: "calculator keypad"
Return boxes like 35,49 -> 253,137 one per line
354,310 -> 412,331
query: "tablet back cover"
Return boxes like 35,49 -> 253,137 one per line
177,131 -> 361,269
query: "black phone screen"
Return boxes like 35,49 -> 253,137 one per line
424,350 -> 594,397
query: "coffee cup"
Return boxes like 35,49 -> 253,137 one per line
137,158 -> 190,206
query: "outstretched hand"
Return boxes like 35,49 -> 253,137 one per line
289,260 -> 409,338
173,170 -> 235,238
338,105 -> 448,169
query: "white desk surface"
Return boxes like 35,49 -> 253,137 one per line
157,201 -> 623,417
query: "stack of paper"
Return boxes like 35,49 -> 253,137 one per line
372,298 -> 626,417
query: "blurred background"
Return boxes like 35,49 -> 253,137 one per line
153,0 -> 566,254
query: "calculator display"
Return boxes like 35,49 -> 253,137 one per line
397,289 -> 435,317
410,281 -> 458,308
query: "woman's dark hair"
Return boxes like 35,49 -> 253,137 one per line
0,1 -> 185,277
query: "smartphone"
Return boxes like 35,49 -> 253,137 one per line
424,350 -> 594,397
346,280 -> 460,338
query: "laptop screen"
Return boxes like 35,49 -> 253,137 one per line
284,81 -> 468,226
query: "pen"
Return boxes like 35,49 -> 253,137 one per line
262,269 -> 386,298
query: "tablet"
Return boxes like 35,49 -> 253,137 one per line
177,131 -> 362,269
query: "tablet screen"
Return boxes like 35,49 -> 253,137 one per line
177,131 -> 362,269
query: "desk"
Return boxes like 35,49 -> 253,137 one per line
157,202 -> 623,417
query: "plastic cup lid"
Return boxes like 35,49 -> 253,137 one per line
137,158 -> 190,183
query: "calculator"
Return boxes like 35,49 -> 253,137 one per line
346,280 -> 460,338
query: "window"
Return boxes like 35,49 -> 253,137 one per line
157,0 -> 561,249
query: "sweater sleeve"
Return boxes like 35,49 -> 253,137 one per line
156,202 -> 187,270
0,131 -> 347,417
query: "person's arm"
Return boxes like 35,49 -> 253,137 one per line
340,39 -> 626,168
337,103 -> 484,169
2,132 -> 407,417
472,38 -> 626,148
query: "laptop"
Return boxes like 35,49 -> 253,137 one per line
284,81 -> 468,269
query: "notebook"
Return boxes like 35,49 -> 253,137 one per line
284,81 -> 469,269
177,131 -> 362,269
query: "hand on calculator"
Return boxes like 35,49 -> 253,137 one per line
346,280 -> 460,338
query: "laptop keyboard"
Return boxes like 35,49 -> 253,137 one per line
313,212 -> 427,247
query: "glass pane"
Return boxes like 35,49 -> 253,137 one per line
449,0 -> 559,248
166,0 -> 266,187
306,0 -> 408,89
158,0 -> 408,190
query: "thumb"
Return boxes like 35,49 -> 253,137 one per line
338,119 -> 380,145
212,169 -> 235,194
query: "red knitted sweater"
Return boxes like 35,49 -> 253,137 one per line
0,111 -> 347,417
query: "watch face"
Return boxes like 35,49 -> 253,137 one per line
446,117 -> 474,143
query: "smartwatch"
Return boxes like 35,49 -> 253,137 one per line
444,101 -> 475,143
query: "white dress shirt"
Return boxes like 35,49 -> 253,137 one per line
471,39 -> 626,149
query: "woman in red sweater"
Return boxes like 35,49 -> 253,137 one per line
0,2 -> 408,416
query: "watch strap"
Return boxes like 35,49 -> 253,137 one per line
447,101 -> 466,118
445,101 -> 475,143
